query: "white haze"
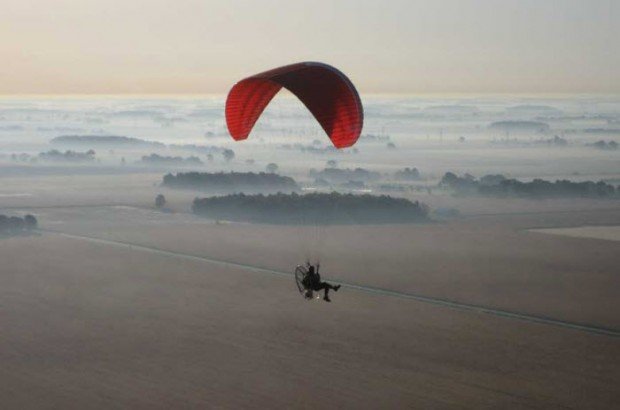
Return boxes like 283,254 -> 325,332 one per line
0,94 -> 619,183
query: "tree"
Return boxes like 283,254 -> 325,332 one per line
394,167 -> 420,180
480,174 -> 506,186
440,172 -> 460,188
222,149 -> 235,162
266,163 -> 279,173
7,216 -> 24,233
0,215 -> 8,233
23,214 -> 38,230
155,194 -> 166,208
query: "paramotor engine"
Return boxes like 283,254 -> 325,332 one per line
294,264 -> 317,299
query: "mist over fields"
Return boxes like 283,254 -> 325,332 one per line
1,94 -> 619,183
1,95 -> 619,408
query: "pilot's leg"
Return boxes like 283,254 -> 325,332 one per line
319,283 -> 330,300
311,282 -> 326,299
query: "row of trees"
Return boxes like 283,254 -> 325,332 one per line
309,167 -> 381,183
535,135 -> 568,146
440,172 -> 619,198
50,136 -> 235,161
487,136 -> 615,149
162,172 -> 299,192
168,144 -> 224,155
10,150 -> 96,163
360,134 -> 391,142
587,140 -> 618,151
279,143 -> 359,155
140,153 -> 203,166
0,214 -> 38,235
39,149 -> 96,162
308,166 -> 424,189
192,192 -> 429,225
393,167 -> 421,180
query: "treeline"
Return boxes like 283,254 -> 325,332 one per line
587,140 -> 618,151
9,150 -> 96,163
440,172 -> 618,198
51,136 -> 228,158
192,192 -> 429,224
39,149 -> 96,162
0,214 -> 38,235
168,144 -> 224,155
162,172 -> 298,192
140,154 -> 203,166
309,167 -> 381,183
279,143 -> 359,155
393,167 -> 421,180
360,134 -> 391,142
535,135 -> 567,146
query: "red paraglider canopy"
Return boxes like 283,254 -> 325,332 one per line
225,62 -> 363,148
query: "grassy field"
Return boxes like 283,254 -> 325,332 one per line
1,173 -> 619,408
1,234 -> 618,409
33,204 -> 620,329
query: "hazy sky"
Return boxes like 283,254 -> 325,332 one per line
1,0 -> 618,95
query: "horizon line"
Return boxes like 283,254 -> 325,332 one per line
1,92 -> 619,99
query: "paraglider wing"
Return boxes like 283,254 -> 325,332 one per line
225,62 -> 363,148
